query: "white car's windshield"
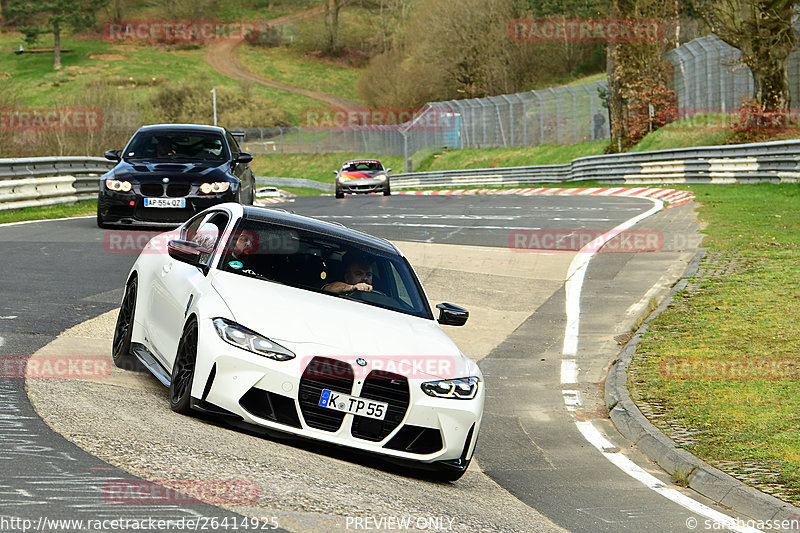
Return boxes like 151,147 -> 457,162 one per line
218,218 -> 431,319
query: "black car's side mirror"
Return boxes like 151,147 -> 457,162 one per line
168,240 -> 211,272
436,302 -> 469,326
235,152 -> 253,164
104,149 -> 121,162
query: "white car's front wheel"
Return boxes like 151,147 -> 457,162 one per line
170,319 -> 198,414
111,278 -> 137,370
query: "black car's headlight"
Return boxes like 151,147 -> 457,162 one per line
200,182 -> 231,194
106,179 -> 132,192
421,376 -> 480,399
212,318 -> 295,361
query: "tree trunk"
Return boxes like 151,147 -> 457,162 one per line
53,20 -> 61,69
751,60 -> 790,111
323,0 -> 343,55
605,2 -> 624,151
744,31 -> 792,111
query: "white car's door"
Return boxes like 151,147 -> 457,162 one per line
148,211 -> 230,369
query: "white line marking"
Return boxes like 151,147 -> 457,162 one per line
561,360 -> 578,384
562,390 -> 581,411
562,197 -> 663,356
576,422 -> 762,533
0,336 -> 4,348
0,215 -> 94,228
0,316 -> 17,320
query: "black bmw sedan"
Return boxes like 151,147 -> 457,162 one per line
97,124 -> 256,228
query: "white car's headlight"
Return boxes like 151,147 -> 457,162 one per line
212,318 -> 295,361
200,182 -> 230,194
421,376 -> 480,399
375,174 -> 387,182
106,179 -> 132,192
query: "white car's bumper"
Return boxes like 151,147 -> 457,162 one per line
193,329 -> 483,465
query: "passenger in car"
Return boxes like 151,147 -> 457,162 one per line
227,231 -> 260,275
322,253 -> 374,294
156,140 -> 176,158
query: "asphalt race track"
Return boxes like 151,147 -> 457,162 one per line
0,194 -> 755,533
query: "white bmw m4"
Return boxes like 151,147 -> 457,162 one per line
112,203 -> 483,480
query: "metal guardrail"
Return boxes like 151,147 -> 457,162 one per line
390,139 -> 800,189
255,177 -> 334,193
0,157 -> 115,211
2,139 -> 799,209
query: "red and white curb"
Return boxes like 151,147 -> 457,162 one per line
396,187 -> 695,208
253,198 -> 290,205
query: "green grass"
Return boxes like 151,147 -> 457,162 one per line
0,200 -> 97,224
630,114 -> 738,152
239,44 -> 363,105
416,142 -> 608,172
630,183 -> 800,504
0,34 -> 324,124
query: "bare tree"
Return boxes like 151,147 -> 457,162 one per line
323,0 -> 353,55
693,0 -> 798,111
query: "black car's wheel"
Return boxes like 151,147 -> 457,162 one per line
383,183 -> 391,196
170,319 -> 198,414
335,188 -> 344,199
111,278 -> 137,369
96,206 -> 107,229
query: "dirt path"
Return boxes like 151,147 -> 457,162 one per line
205,6 -> 365,110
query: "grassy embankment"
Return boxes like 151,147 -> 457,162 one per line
630,183 -> 800,504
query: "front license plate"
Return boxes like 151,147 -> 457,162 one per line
144,197 -> 185,208
319,389 -> 387,420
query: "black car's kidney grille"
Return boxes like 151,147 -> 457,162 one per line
351,370 -> 409,442
140,183 -> 164,197
298,357 -> 354,432
166,183 -> 191,197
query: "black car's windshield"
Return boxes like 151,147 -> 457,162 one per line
218,218 -> 431,319
124,131 -> 229,161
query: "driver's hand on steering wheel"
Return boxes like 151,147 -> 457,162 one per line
351,282 -> 372,292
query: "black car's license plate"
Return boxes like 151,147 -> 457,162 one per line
144,198 -> 185,208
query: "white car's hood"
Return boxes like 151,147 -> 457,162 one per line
210,271 -> 474,379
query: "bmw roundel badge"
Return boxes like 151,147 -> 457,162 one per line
162,177 -> 170,183
356,358 -> 367,367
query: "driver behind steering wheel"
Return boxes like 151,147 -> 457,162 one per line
322,253 -> 373,294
